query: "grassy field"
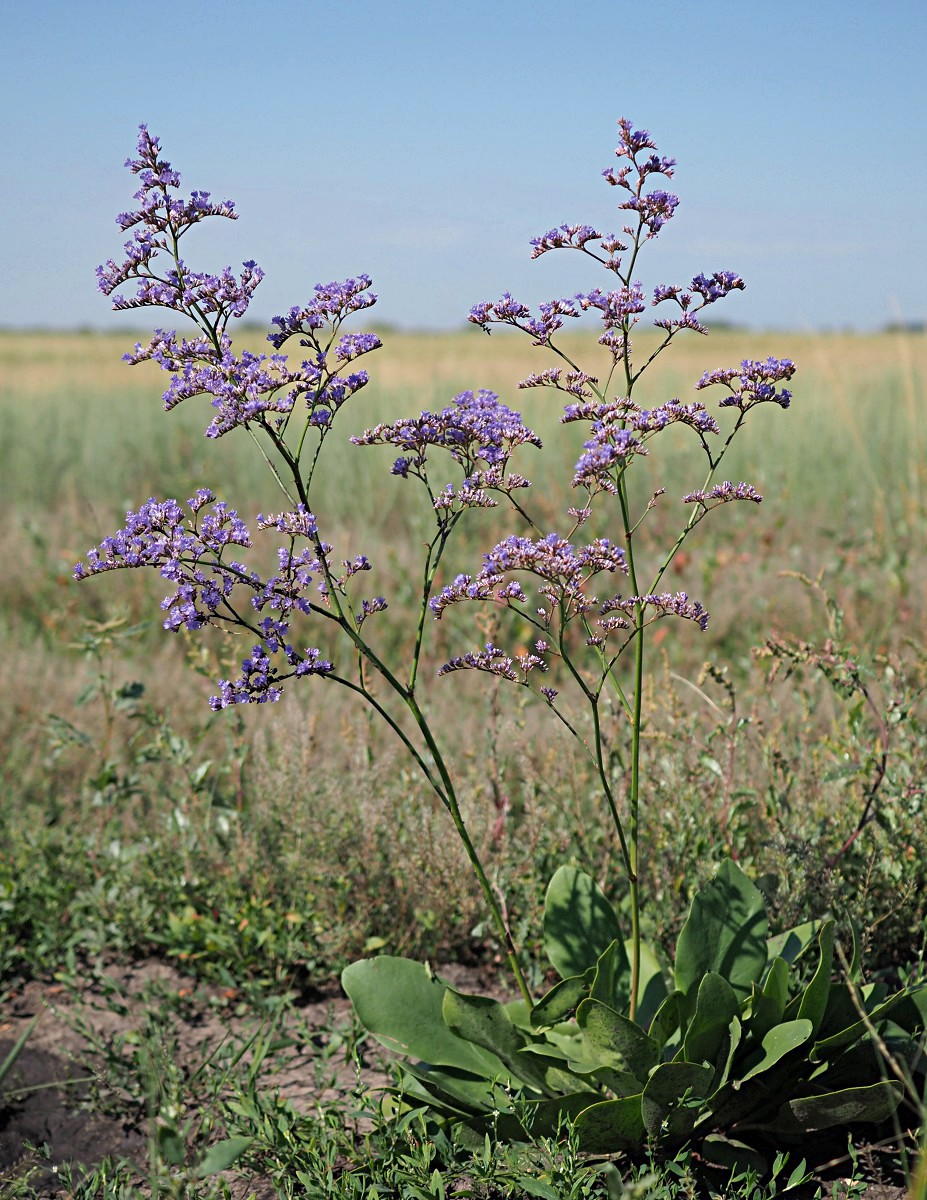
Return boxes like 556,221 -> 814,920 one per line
2,325 -> 927,1197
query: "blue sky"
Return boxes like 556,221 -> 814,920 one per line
3,0 -> 925,332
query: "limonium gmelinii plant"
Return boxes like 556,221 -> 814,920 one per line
79,123 -> 925,1159
79,116 -> 791,1011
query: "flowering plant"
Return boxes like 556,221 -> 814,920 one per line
79,122 -> 925,1162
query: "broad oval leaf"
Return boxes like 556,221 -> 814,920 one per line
195,1136 -> 254,1179
573,1094 -> 646,1152
576,998 -> 659,1083
641,1061 -> 714,1142
740,1019 -> 813,1083
442,989 -> 549,1092
544,866 -> 622,980
682,972 -> 740,1067
530,973 -> 590,1028
788,1080 -> 904,1131
342,956 -> 503,1075
795,921 -> 835,1037
674,860 -> 768,1013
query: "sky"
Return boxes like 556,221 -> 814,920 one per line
2,0 -> 925,334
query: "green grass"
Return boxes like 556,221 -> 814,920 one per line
2,326 -> 927,1196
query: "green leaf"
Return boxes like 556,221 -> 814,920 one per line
543,866 -> 622,980
573,1094 -> 646,1152
740,1019 -> 813,1083
813,988 -> 907,1060
442,989 -> 548,1092
674,860 -> 768,1015
589,938 -> 631,1013
401,1061 -> 502,1116
795,921 -> 835,1037
648,991 -> 682,1050
889,985 -> 927,1035
530,973 -> 591,1027
636,941 -> 669,1029
195,1136 -> 253,1178
788,1080 -> 904,1131
342,957 -> 503,1075
576,998 -> 659,1084
766,920 -> 817,965
156,1124 -> 186,1166
518,1181 -> 560,1200
641,1061 -> 714,1142
682,972 -> 740,1068
700,1135 -> 768,1174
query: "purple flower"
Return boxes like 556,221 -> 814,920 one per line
352,390 -> 541,487
696,358 -> 796,409
683,481 -> 763,506
431,532 -> 628,623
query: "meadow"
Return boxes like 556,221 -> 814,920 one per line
2,324 -> 927,1198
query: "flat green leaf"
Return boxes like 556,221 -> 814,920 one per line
762,956 -> 789,1014
796,921 -> 835,1037
740,1019 -> 813,1083
157,1125 -> 185,1166
530,973 -> 590,1028
576,998 -> 659,1084
636,941 -> 669,1029
342,957 -> 503,1075
674,860 -> 768,1014
544,866 -> 622,980
195,1136 -> 254,1178
641,1061 -> 714,1142
589,938 -> 631,1013
504,1092 -> 604,1141
518,1181 -> 560,1200
401,1061 -> 502,1115
648,990 -> 682,1050
700,1135 -> 768,1174
788,1080 -> 904,1131
813,988 -> 907,1060
442,989 -> 548,1092
889,985 -> 927,1035
683,972 -> 739,1067
766,920 -> 817,965
573,1094 -> 646,1152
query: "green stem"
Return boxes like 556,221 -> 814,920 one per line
405,692 -> 533,1007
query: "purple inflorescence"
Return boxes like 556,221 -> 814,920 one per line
97,128 -> 381,439
696,357 -> 796,409
352,389 -> 541,503
467,118 -> 749,362
683,481 -> 763,506
75,491 -> 341,704
431,532 -> 628,625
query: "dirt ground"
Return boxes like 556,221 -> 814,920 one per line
0,960 -> 912,1199
0,959 -> 375,1196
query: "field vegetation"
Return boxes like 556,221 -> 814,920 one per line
1,325 -> 926,1197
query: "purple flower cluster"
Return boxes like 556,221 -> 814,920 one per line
97,127 -> 257,321
467,120 -> 747,361
696,357 -> 796,409
74,491 -> 347,705
517,367 -> 598,398
267,278 -> 379,348
211,645 -> 332,708
431,532 -> 628,623
437,641 -> 549,684
468,294 -> 581,346
352,390 -> 541,505
530,224 -> 603,259
98,129 -> 382,439
651,272 -> 746,336
683,481 -> 763,507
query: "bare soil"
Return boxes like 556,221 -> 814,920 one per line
0,959 -> 911,1199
